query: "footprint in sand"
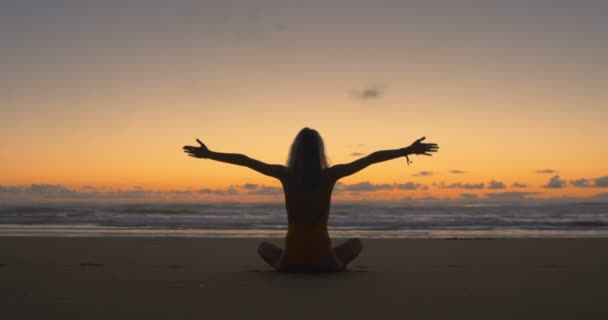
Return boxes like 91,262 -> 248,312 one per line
79,262 -> 104,267
351,266 -> 369,272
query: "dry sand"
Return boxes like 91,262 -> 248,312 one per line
1,237 -> 607,319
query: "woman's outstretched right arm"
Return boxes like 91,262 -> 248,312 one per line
183,139 -> 286,180
328,137 -> 438,180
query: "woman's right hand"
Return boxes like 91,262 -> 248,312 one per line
183,139 -> 210,158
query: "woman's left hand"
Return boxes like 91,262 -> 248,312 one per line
407,137 -> 439,156
404,137 -> 439,165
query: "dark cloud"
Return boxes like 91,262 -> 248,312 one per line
197,187 -> 238,195
441,182 -> 485,189
449,170 -> 466,174
570,176 -> 608,188
239,183 -> 283,196
274,23 -> 288,32
570,179 -> 592,188
28,184 -> 80,197
5,183 -> 286,200
487,180 -> 506,189
356,85 -> 382,99
536,169 -> 558,174
246,185 -> 283,196
396,191 -> 608,203
171,190 -> 193,195
460,183 -> 485,189
340,181 -> 393,192
350,152 -> 366,157
544,175 -> 566,189
0,186 -> 21,194
596,176 -> 608,187
0,184 -> 126,200
510,182 -> 527,188
395,182 -> 427,190
413,171 -> 434,177
0,184 -> 247,202
459,193 -> 479,201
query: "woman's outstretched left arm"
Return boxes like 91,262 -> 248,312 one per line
183,139 -> 286,180
328,137 -> 438,180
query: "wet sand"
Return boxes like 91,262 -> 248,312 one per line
1,237 -> 607,319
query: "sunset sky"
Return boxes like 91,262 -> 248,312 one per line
1,1 -> 607,202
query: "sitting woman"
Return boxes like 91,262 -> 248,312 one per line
183,128 -> 438,272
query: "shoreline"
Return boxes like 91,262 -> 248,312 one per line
2,224 -> 608,238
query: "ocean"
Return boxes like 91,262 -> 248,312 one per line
1,202 -> 607,238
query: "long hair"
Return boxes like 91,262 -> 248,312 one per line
286,128 -> 329,188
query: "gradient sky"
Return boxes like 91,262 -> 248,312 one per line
1,0 -> 607,202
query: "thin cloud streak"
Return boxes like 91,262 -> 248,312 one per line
413,171 -> 434,177
338,181 -> 393,192
395,182 -> 428,190
440,182 -> 485,189
354,84 -> 383,99
536,169 -> 559,174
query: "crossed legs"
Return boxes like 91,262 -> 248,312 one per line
333,238 -> 363,266
257,241 -> 283,268
257,238 -> 363,271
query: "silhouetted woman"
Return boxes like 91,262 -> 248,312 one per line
183,128 -> 438,272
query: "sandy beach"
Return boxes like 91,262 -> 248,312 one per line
1,237 -> 607,319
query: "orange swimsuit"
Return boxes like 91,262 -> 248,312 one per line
284,223 -> 331,266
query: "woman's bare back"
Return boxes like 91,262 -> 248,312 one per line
281,170 -> 336,226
